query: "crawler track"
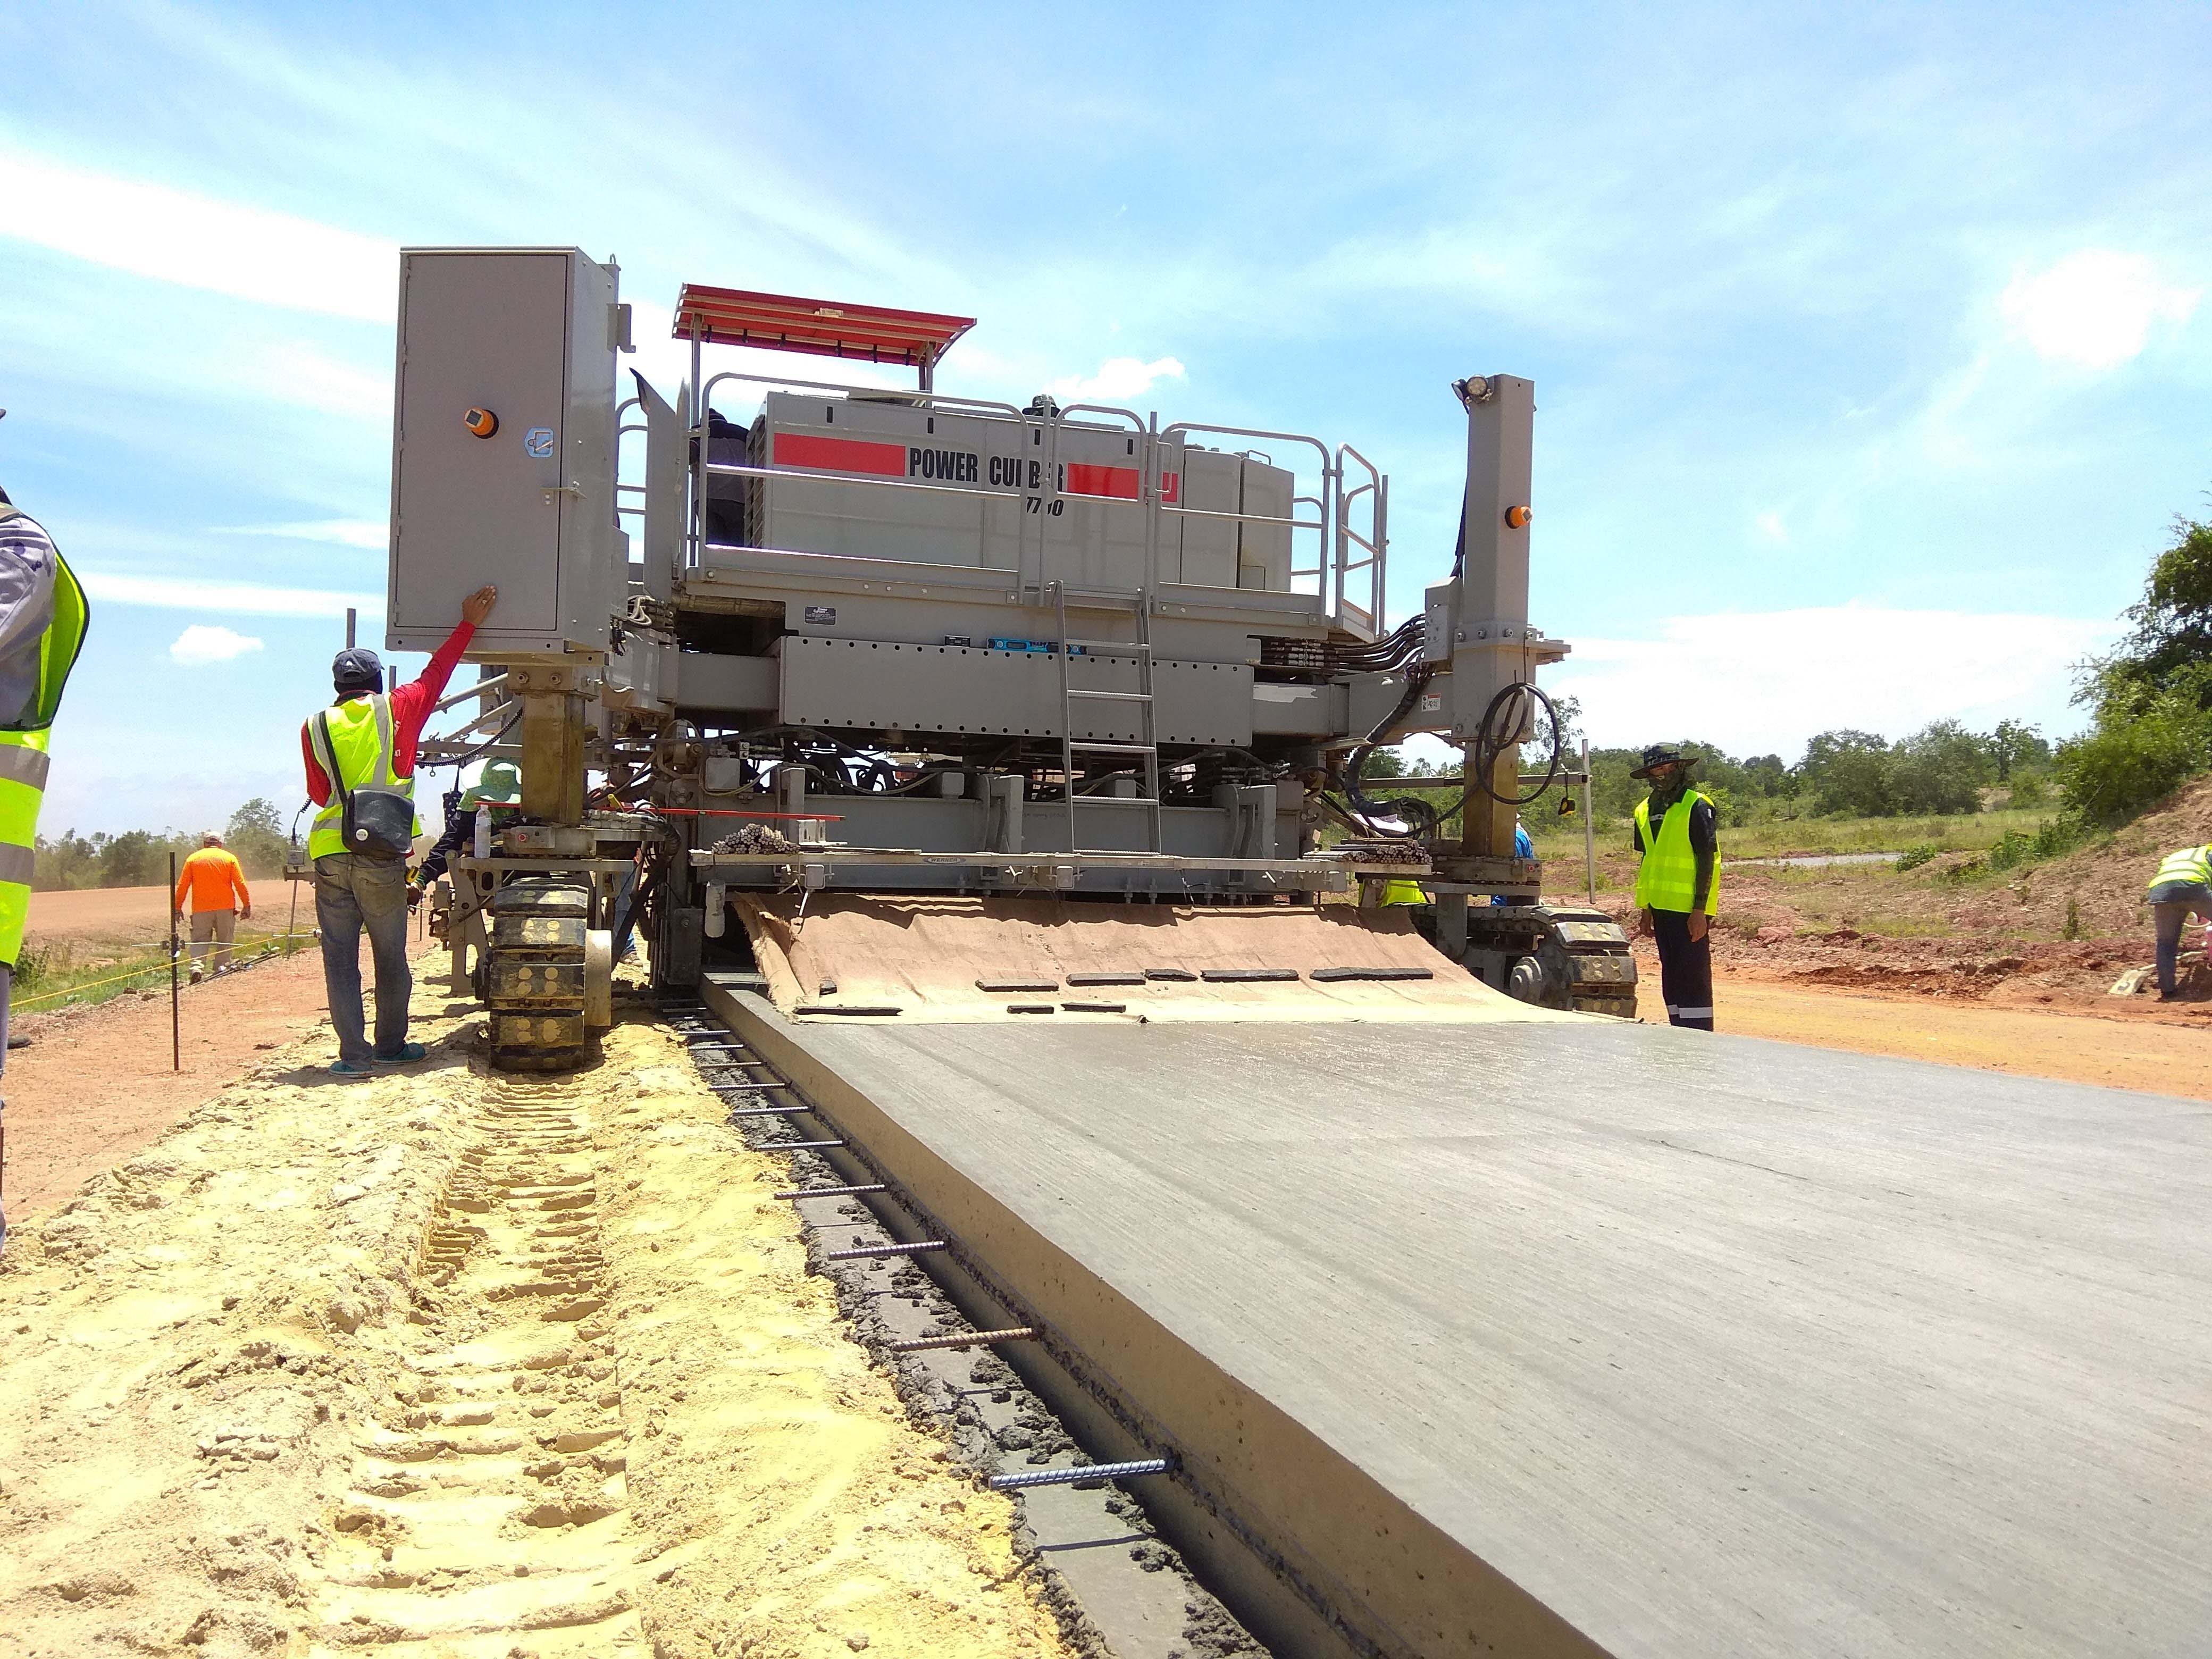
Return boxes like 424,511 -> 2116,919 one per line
312,1078 -> 641,1655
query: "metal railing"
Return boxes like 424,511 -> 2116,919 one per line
657,352 -> 1389,638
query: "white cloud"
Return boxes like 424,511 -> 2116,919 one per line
0,147 -> 398,323
81,571 -> 379,618
1045,356 -> 1187,406
169,624 -> 264,665
1551,606 -> 2114,758
217,518 -> 389,550
254,341 -> 392,422
1999,251 -> 2200,369
1753,510 -> 1787,542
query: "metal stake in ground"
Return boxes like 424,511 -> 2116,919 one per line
167,850 -> 181,1071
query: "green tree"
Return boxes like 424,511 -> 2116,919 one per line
225,797 -> 291,877
97,829 -> 173,888
1984,718 -> 2049,783
1889,719 -> 1988,815
1799,730 -> 1894,816
2059,507 -> 2212,825
32,828 -> 103,891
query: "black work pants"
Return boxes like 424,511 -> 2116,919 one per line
1649,909 -> 1714,1030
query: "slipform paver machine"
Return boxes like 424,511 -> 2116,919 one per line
376,249 -> 2212,1659
387,246 -> 1631,1067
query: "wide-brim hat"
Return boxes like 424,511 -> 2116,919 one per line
1630,744 -> 1694,780
464,760 -> 522,806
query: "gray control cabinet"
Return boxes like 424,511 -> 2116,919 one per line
386,247 -> 622,658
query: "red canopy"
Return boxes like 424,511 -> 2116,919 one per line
671,283 -> 975,371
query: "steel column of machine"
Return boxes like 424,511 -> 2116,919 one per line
1448,374 -> 1537,862
510,664 -> 589,825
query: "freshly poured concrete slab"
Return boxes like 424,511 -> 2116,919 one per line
742,1001 -> 2211,1658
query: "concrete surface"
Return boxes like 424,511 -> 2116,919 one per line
745,1000 -> 2212,1658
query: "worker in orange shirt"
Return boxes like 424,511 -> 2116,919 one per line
174,832 -> 252,983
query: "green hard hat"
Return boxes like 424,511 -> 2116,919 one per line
462,759 -> 522,808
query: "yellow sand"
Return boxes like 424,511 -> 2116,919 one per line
0,999 -> 1075,1657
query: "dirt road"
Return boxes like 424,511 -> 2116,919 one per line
1635,956 -> 2212,1102
5,949 -> 340,1224
24,883 -> 180,950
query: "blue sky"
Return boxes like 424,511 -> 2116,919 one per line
2,1 -> 2208,835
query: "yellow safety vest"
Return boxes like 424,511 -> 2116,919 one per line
1632,789 -> 1720,916
2148,844 -> 2212,893
0,508 -> 89,965
305,695 -> 419,860
1379,879 -> 1427,906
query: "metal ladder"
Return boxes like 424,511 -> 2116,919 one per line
1051,582 -> 1163,854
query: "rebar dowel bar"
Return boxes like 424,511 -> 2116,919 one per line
756,1139 -> 846,1152
167,851 -> 180,1073
988,1458 -> 1174,1492
824,1240 -> 946,1261
890,1327 -> 1038,1354
774,1184 -> 889,1201
728,1106 -> 805,1118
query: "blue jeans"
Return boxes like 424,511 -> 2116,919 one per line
315,854 -> 413,1065
2149,881 -> 2212,998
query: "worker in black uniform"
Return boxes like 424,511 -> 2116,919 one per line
1630,744 -> 1719,1030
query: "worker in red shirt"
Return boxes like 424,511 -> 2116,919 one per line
301,585 -> 496,1074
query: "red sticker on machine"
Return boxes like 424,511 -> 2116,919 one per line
773,432 -> 908,477
1064,464 -> 1180,504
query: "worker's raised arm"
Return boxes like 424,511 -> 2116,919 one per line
391,586 -> 498,731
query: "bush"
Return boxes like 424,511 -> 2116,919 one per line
1894,843 -> 1941,872
2054,694 -> 2212,827
11,940 -> 57,992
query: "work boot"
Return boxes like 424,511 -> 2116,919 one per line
372,1042 -> 428,1066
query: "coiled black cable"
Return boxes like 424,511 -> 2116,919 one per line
1465,681 -> 1564,807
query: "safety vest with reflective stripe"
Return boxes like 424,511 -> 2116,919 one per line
2148,844 -> 2212,893
306,695 -> 420,860
1380,879 -> 1427,906
0,505 -> 89,965
1633,789 -> 1720,916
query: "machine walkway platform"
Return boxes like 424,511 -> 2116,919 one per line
716,988 -> 2211,1659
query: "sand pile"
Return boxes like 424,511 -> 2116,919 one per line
0,1002 -> 1075,1657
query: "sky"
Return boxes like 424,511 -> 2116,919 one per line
2,1 -> 2208,834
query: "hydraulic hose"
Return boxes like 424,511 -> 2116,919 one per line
1465,681 -> 1564,808
1334,665 -> 1440,841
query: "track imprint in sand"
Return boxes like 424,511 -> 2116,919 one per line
314,1078 -> 644,1655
